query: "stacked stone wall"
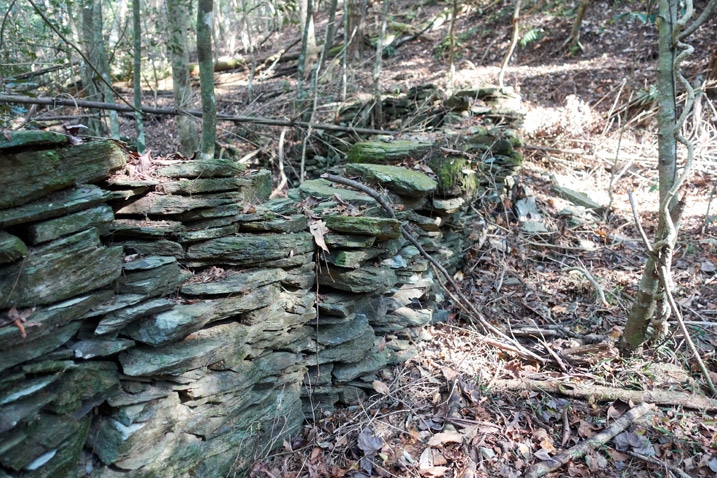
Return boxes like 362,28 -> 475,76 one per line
0,88 -> 523,478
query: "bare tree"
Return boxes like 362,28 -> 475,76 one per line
132,0 -> 146,153
166,0 -> 199,156
197,0 -> 216,159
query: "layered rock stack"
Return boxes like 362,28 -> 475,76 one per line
0,90 -> 523,476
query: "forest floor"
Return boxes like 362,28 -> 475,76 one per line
15,0 -> 717,476
240,1 -> 717,477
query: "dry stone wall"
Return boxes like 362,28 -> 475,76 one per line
0,90 -> 523,477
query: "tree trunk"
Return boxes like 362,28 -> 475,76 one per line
372,0 -> 389,128
619,0 -> 686,352
132,0 -> 146,153
346,0 -> 367,64
166,0 -> 198,157
80,0 -> 119,138
197,0 -> 216,159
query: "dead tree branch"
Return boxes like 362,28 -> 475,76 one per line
525,402 -> 654,478
0,95 -> 398,136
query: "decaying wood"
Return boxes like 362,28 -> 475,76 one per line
0,95 -> 397,136
490,378 -> 717,410
524,402 -> 654,478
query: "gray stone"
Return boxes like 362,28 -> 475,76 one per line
156,159 -> 246,178
0,388 -> 54,434
0,321 -> 81,373
176,224 -> 236,243
73,338 -> 136,359
0,130 -> 67,150
324,215 -> 401,240
181,268 -> 286,296
345,163 -> 437,198
186,232 -> 314,266
332,341 -> 390,382
94,298 -> 175,335
160,177 -> 250,195
319,264 -> 397,293
118,322 -> 249,376
0,185 -> 112,228
0,141 -> 124,209
317,314 -> 369,346
177,204 -> 239,221
0,231 -> 27,264
124,286 -> 277,345
118,256 -> 182,297
239,214 -> 308,233
282,263 -> 315,289
25,204 -> 114,244
45,361 -> 118,415
108,219 -> 185,239
324,233 -> 376,248
0,229 -> 122,308
315,326 -> 376,364
115,192 -> 241,216
299,179 -> 377,207
0,292 -> 110,350
326,249 -> 384,268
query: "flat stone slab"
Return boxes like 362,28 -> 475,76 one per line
108,219 -> 185,238
299,179 -> 376,207
181,268 -> 287,296
324,215 -> 401,240
156,159 -> 245,178
25,204 -> 114,245
326,249 -> 384,269
94,298 -> 175,336
0,185 -> 112,228
0,140 -> 125,209
324,234 -> 376,249
347,140 -> 433,165
318,264 -> 398,293
317,314 -> 369,346
0,130 -> 67,150
118,256 -> 182,297
186,233 -> 314,266
118,321 -> 248,376
345,163 -> 437,198
115,192 -> 241,216
239,215 -> 308,233
0,229 -> 123,308
176,225 -> 236,243
124,285 -> 278,345
73,339 -> 136,359
0,292 -> 110,350
0,231 -> 27,264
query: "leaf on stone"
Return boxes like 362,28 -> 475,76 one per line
309,219 -> 330,253
357,427 -> 383,455
372,379 -> 390,395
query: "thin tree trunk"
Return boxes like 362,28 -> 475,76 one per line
197,0 -> 216,159
319,0 -> 339,72
166,0 -> 198,156
498,0 -> 522,88
565,0 -> 589,53
620,0 -> 689,352
372,0 -> 389,128
132,0 -> 146,153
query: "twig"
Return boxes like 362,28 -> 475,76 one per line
524,402 -> 654,478
626,450 -> 692,478
320,173 -> 546,364
563,266 -> 609,307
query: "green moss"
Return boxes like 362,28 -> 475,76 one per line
428,156 -> 478,197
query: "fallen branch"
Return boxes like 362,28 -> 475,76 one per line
320,173 -> 546,363
524,402 -> 654,478
490,378 -> 717,410
0,95 -> 397,137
